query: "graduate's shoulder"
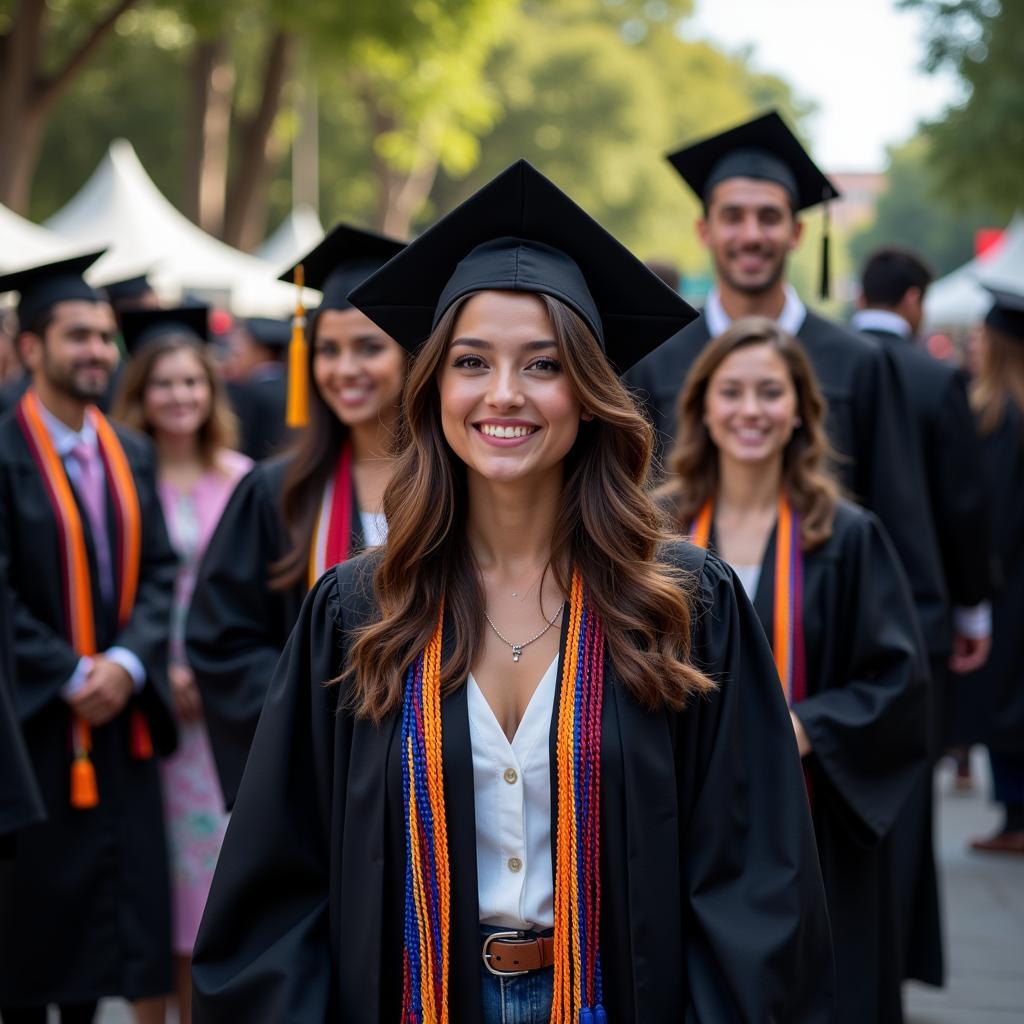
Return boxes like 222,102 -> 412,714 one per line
0,407 -> 27,462
626,313 -> 709,389
229,451 -> 295,504
108,418 -> 158,465
825,498 -> 891,559
801,310 -> 887,369
307,549 -> 383,635
657,535 -> 736,617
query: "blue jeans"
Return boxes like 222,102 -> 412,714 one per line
480,927 -> 554,1024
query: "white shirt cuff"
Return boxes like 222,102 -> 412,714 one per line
106,647 -> 147,693
61,656 -> 95,700
953,602 -> 992,640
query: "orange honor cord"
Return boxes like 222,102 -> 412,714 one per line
16,392 -> 147,807
690,500 -> 713,550
690,495 -> 803,703
773,496 -> 793,699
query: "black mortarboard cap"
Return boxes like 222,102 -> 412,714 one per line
667,111 -> 840,299
245,316 -> 291,349
666,110 -> 839,212
347,160 -> 698,373
983,284 -> 1024,342
120,305 -> 210,356
0,250 -> 106,326
280,223 -> 405,311
101,274 -> 154,305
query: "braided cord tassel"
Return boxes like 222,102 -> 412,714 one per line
550,571 -> 606,1023
400,609 -> 449,1024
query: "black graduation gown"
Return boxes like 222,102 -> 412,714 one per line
954,400 -> 1024,753
192,544 -> 834,1023
185,455 -> 366,808
0,569 -> 45,843
0,411 -> 177,1006
736,500 -> 928,1024
226,373 -> 293,462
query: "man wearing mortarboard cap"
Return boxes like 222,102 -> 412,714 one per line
0,253 -> 177,1022
627,111 -> 949,1010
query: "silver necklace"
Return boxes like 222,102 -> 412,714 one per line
484,602 -> 563,662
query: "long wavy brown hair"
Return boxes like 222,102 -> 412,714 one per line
972,324 -> 1024,435
112,333 -> 238,465
659,316 -> 839,551
347,292 -> 715,723
268,306 -> 405,591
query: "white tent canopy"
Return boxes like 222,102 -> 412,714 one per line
44,140 -> 306,315
0,203 -> 76,270
924,213 -> 1024,330
257,203 -> 324,272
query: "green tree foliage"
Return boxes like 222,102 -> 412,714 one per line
899,0 -> 1024,216
428,0 -> 806,283
849,134 -> 1001,278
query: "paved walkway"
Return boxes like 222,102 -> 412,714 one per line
906,752 -> 1024,1024
72,754 -> 1020,1023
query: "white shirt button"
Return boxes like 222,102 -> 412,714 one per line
507,856 -> 523,873
504,767 -> 518,785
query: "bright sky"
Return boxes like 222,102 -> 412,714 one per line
682,0 -> 964,172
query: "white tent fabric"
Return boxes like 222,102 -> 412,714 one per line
257,203 -> 324,272
924,213 -> 1024,330
44,140 -> 307,315
0,203 -> 74,270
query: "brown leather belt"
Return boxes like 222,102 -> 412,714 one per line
482,930 -> 556,976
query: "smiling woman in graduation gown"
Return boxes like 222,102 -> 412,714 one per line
185,226 -> 405,807
193,161 -> 832,1023
660,317 -> 928,1024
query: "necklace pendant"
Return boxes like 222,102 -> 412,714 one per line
512,645 -> 523,663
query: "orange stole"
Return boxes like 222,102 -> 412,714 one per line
16,390 -> 149,808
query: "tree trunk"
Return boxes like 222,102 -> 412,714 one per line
0,0 -> 48,212
0,0 -> 136,213
221,31 -> 294,252
183,35 -> 235,234
364,91 -> 439,238
382,154 -> 440,239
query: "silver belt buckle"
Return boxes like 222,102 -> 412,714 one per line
482,930 -> 530,977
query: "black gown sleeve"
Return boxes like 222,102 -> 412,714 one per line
794,510 -> 929,844
851,343 -> 946,643
0,460 -> 81,717
0,572 -> 45,838
185,464 -> 294,806
929,371 -> 993,608
192,571 -> 343,1023
681,550 -> 834,1023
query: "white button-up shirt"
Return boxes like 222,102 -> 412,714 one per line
468,656 -> 558,930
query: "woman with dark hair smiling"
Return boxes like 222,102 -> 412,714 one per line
660,316 -> 928,1024
192,163 -> 832,1023
184,225 -> 405,808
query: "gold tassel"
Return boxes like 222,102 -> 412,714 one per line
286,263 -> 309,428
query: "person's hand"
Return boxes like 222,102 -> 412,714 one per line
949,632 -> 992,674
68,656 -> 133,725
169,663 -> 203,723
790,710 -> 812,758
